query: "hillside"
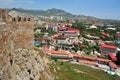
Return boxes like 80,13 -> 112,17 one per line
52,61 -> 119,80
9,8 -> 73,17
9,8 -> 120,21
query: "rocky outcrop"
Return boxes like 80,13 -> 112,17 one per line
0,22 -> 54,80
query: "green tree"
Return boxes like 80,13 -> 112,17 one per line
72,22 -> 85,33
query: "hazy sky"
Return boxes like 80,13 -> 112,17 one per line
0,0 -> 120,20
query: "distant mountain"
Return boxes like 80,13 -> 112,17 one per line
9,8 -> 73,17
45,8 -> 73,16
8,8 -> 99,21
8,8 -> 120,26
10,8 -> 45,15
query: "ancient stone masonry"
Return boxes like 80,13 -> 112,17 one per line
8,10 -> 34,22
0,22 -> 54,80
0,9 -> 7,22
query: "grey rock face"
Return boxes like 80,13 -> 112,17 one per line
0,23 -> 54,80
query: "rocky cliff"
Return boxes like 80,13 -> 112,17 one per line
0,22 -> 54,80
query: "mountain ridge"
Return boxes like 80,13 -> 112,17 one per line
8,8 -> 120,24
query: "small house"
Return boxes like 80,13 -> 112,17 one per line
46,23 -> 58,32
59,27 -> 80,37
100,44 -> 117,55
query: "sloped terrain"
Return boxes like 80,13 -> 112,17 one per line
51,61 -> 119,80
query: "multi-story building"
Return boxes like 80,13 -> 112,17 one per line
46,23 -> 58,32
115,32 -> 120,48
59,27 -> 80,37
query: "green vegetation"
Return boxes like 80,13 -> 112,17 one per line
50,61 -> 119,80
34,33 -> 44,38
48,31 -> 57,35
83,53 -> 95,57
72,22 -> 85,33
72,21 -> 117,41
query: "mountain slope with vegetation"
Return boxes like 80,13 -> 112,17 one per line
8,8 -> 120,25
9,8 -> 73,17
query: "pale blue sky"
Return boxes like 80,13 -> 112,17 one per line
0,0 -> 120,20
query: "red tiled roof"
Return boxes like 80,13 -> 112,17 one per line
109,62 -> 117,69
79,60 -> 98,65
55,36 -> 66,40
105,34 -> 110,37
59,27 -> 67,31
73,54 -> 82,58
101,44 -> 116,49
97,39 -> 103,42
54,33 -> 66,40
48,50 -> 69,55
46,49 -> 113,63
68,54 -> 73,58
82,56 -> 96,60
97,58 -> 111,62
101,32 -> 105,35
67,27 -> 80,33
101,32 -> 110,37
73,55 -> 96,60
108,53 -> 117,61
59,27 -> 80,33
48,23 -> 56,27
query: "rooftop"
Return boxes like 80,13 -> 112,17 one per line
109,62 -> 117,69
101,44 -> 116,49
79,60 -> 98,65
108,53 -> 117,61
59,27 -> 80,33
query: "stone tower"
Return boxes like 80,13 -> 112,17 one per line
0,22 -> 54,80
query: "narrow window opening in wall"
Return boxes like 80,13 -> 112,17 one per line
9,59 -> 13,65
28,18 -> 30,21
35,57 -> 37,61
24,18 -> 26,21
27,69 -> 31,74
18,17 -> 21,21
